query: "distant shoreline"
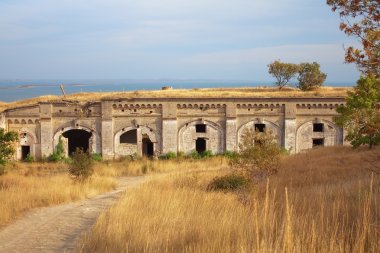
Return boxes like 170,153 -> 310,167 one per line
0,79 -> 355,102
0,83 -> 93,90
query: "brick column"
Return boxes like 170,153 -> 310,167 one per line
225,102 -> 237,152
39,103 -> 53,158
162,103 -> 177,153
101,101 -> 114,160
284,103 -> 296,154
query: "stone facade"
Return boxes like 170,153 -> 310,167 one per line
1,96 -> 346,160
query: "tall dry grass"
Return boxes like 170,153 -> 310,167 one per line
95,156 -> 227,177
0,162 -> 116,227
0,157 -> 225,227
79,146 -> 380,253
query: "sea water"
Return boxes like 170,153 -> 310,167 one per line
0,79 -> 354,102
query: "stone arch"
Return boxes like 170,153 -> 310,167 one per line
114,126 -> 158,157
17,128 -> 38,160
178,119 -> 224,154
296,119 -> 342,153
53,125 -> 100,155
237,119 -> 282,148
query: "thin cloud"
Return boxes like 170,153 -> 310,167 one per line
0,0 -> 360,81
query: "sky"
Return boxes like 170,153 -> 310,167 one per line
0,0 -> 361,83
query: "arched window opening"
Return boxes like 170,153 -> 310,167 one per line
254,123 -> 266,132
313,123 -> 324,132
196,124 -> 206,133
120,129 -> 137,144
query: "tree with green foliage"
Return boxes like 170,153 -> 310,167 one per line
268,60 -> 300,89
49,136 -> 65,162
335,75 -> 380,148
0,129 -> 18,166
0,129 -> 18,175
327,0 -> 380,76
297,62 -> 327,91
230,129 -> 282,183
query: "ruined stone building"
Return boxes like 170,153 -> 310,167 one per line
0,96 -> 347,160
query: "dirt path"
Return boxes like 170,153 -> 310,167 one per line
0,176 -> 146,253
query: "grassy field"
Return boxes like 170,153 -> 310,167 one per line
0,162 -> 117,227
0,86 -> 351,112
0,157 -> 225,227
78,146 -> 380,253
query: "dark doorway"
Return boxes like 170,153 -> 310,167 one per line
196,124 -> 207,133
196,138 -> 206,153
313,138 -> 324,147
142,138 -> 154,157
62,129 -> 92,156
313,123 -> 324,132
21,146 -> 30,160
254,123 -> 266,132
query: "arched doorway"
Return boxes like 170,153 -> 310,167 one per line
17,129 -> 37,160
178,120 -> 224,154
196,138 -> 206,153
62,129 -> 92,155
142,137 -> 154,157
114,126 -> 158,158
295,120 -> 343,152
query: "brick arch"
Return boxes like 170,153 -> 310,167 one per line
114,126 -> 158,157
19,128 -> 38,143
296,119 -> 342,153
237,119 -> 281,147
178,119 -> 224,154
17,128 -> 38,160
53,125 -> 100,154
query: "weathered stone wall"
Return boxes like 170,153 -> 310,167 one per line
1,97 -> 346,160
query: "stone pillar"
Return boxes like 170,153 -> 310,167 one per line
225,102 -> 237,151
284,103 -> 296,154
162,103 -> 177,153
0,114 -> 5,129
101,101 -> 114,160
39,103 -> 53,158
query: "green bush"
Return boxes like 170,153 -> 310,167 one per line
190,150 -> 201,159
207,174 -> 250,192
68,148 -> 93,180
64,157 -> 73,164
49,137 -> 65,162
159,151 -> 177,160
201,150 -> 213,158
177,151 -> 185,159
24,154 -> 34,163
189,150 -> 214,159
223,150 -> 238,160
92,153 -> 102,161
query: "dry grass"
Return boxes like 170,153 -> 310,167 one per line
0,157 -> 224,227
79,146 -> 380,253
95,156 -> 226,177
0,86 -> 351,112
0,162 -> 116,227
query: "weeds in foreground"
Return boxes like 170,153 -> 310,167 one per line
79,146 -> 380,253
